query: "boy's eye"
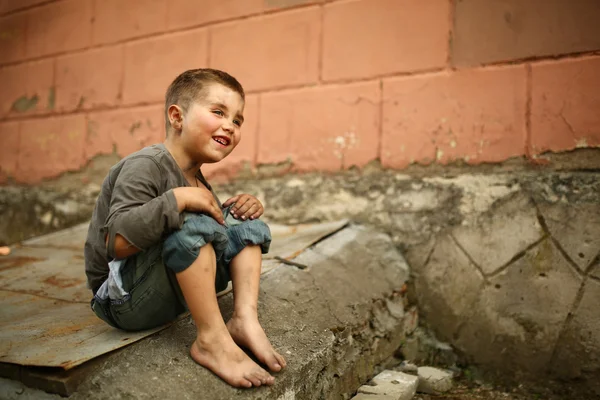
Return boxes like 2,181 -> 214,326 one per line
213,110 -> 224,116
233,119 -> 242,127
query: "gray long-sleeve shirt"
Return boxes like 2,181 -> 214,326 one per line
84,143 -> 216,293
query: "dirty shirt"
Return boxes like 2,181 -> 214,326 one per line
84,143 -> 218,294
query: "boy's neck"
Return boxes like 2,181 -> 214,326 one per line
164,138 -> 201,183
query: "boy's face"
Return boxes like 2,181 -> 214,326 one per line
177,83 -> 244,164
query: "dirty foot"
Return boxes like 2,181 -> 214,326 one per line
227,313 -> 287,372
190,330 -> 274,388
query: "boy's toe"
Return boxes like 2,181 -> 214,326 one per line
275,352 -> 287,368
245,374 -> 262,387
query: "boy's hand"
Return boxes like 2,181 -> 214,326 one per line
173,187 -> 225,225
223,194 -> 264,220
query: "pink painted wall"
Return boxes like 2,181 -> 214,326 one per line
0,0 -> 599,184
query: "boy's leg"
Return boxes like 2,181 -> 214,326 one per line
175,242 -> 275,388
226,245 -> 287,372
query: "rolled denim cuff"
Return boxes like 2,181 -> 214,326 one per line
162,213 -> 228,273
223,219 -> 271,266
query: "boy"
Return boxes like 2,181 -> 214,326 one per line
84,68 -> 286,388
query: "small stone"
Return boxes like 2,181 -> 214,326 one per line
417,366 -> 453,394
0,247 -> 11,256
357,370 -> 418,400
352,394 -> 396,400
395,361 -> 418,375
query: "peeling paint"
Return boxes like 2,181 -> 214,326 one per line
47,87 -> 56,110
129,121 -> 142,135
450,140 -> 457,148
76,96 -> 86,109
11,95 -> 39,112
436,148 -> 444,161
576,138 -> 588,148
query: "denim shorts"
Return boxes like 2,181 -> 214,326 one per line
91,208 -> 271,332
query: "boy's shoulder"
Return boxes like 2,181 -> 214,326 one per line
110,144 -> 170,172
105,143 -> 180,188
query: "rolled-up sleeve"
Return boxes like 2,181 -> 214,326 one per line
105,157 -> 182,259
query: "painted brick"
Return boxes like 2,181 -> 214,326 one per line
382,66 -> 526,168
167,0 -> 262,30
264,0 -> 324,10
86,105 -> 164,159
210,7 -> 320,92
322,0 -> 449,81
0,12 -> 27,64
123,29 -> 208,105
17,115 -> 86,183
26,0 -> 93,58
0,58 -> 54,118
93,0 -> 167,45
55,46 -> 123,111
203,95 -> 259,180
452,0 -> 600,67
259,82 -> 380,171
531,56 -> 600,155
0,120 -> 20,183
0,0 -> 48,14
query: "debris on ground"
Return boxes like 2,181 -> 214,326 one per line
354,370 -> 418,400
416,366 -> 453,394
0,246 -> 10,256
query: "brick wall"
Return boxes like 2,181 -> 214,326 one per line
0,0 -> 599,184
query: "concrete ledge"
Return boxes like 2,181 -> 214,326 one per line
67,225 -> 411,399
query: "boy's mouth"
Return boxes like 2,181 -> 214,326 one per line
212,136 -> 231,147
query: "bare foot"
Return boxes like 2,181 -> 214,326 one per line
190,329 -> 274,388
227,314 -> 287,372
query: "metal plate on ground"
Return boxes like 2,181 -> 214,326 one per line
267,219 -> 349,260
0,219 -> 348,370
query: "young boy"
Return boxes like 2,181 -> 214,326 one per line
84,68 -> 286,388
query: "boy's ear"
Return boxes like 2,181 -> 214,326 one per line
168,105 -> 184,131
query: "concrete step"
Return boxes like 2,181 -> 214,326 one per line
62,225 -> 412,399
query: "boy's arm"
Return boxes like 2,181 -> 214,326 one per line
105,157 -> 182,260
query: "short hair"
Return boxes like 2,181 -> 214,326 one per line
164,68 -> 245,133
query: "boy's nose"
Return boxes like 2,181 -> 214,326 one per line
222,120 -> 234,132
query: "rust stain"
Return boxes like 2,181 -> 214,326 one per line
0,256 -> 44,271
43,276 -> 82,289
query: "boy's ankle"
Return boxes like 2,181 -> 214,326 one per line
231,306 -> 258,320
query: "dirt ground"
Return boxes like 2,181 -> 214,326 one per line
413,374 -> 597,400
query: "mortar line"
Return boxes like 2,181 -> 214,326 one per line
317,3 -> 324,84
446,0 -> 455,70
206,26 -> 212,67
533,201 -> 586,278
547,278 -> 588,370
449,233 -> 487,283
0,0 -> 60,17
485,235 -> 548,279
525,63 -> 533,159
253,94 -> 261,167
377,79 -> 384,165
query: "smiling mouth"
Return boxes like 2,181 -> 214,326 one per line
213,136 -> 231,146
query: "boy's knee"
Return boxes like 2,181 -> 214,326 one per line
162,213 -> 228,273
223,218 -> 271,265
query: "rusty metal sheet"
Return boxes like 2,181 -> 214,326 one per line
0,246 -> 89,303
0,291 -> 167,369
266,219 -> 349,260
0,219 -> 348,370
21,223 -> 89,250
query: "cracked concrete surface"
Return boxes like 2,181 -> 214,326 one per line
2,167 -> 599,395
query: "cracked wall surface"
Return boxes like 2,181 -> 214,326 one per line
1,163 -> 599,393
